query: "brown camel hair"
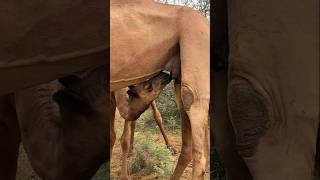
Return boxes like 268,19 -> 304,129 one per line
0,0 -> 209,179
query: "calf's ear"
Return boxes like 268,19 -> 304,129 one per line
143,82 -> 153,92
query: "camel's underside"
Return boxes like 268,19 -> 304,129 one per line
0,0 -> 108,95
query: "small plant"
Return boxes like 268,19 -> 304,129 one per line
129,133 -> 174,178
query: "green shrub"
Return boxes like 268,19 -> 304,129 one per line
129,132 -> 174,178
137,108 -> 155,129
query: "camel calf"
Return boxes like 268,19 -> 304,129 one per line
117,101 -> 176,180
112,72 -> 174,179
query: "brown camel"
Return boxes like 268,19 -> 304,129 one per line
110,71 -> 173,158
110,1 -> 210,179
0,1 -> 209,179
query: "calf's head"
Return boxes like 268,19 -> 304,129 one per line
124,72 -> 171,120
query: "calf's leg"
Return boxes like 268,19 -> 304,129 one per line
120,120 -> 136,180
150,101 -> 176,153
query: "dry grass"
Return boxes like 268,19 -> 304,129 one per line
110,110 -> 210,180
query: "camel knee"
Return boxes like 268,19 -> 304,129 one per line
180,84 -> 195,111
120,135 -> 131,153
228,77 -> 271,157
181,84 -> 209,111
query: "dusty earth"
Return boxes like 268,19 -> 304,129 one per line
110,110 -> 210,180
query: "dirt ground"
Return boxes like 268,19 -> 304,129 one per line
15,109 -> 210,180
111,111 -> 210,180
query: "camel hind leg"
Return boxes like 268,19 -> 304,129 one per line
177,8 -> 210,179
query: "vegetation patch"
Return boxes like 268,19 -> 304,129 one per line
129,132 -> 175,178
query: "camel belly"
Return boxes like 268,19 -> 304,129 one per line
110,70 -> 162,92
110,39 -> 179,91
110,3 -> 179,91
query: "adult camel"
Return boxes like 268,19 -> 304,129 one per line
0,0 -> 209,179
212,0 -> 319,179
110,1 -> 210,179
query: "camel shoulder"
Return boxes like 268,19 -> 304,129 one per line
176,6 -> 209,32
176,6 -> 209,36
178,6 -> 208,23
